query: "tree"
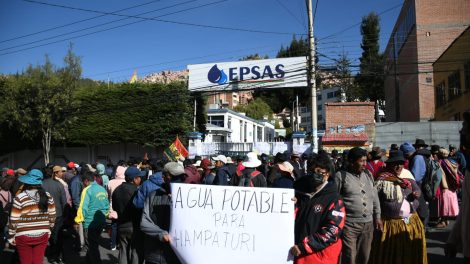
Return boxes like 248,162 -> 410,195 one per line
233,98 -> 273,120
240,53 -> 269,61
67,82 -> 192,147
3,46 -> 81,165
335,52 -> 354,101
355,12 -> 385,120
254,35 -> 310,113
192,92 -> 207,133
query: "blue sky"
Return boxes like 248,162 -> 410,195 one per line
0,0 -> 402,82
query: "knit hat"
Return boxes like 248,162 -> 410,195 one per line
18,169 -> 43,185
400,142 -> 416,156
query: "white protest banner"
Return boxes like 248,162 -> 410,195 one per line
170,183 -> 295,264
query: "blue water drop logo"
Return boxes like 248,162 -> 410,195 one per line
207,64 -> 227,84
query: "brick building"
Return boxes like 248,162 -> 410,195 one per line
383,0 -> 470,121
433,26 -> 470,121
324,102 -> 376,131
322,102 -> 375,151
207,91 -> 253,109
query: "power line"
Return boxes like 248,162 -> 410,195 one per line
317,2 -> 403,41
0,0 -> 163,44
14,0 -> 305,49
0,0 -> 213,55
274,0 -> 306,29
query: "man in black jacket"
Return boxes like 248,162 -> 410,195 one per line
42,166 -> 67,264
112,166 -> 144,264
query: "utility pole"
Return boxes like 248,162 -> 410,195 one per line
307,0 -> 318,153
193,99 -> 197,131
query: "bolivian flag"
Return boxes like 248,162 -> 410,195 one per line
164,136 -> 189,161
129,70 -> 138,83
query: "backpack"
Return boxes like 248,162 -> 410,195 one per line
238,170 -> 261,187
421,158 -> 442,202
0,191 -> 12,227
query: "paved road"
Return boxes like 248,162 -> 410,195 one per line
1,222 -> 465,264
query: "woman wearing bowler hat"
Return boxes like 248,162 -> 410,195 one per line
370,150 -> 427,264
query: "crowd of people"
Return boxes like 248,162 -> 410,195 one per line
0,112 -> 469,264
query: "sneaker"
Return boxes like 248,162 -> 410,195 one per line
111,246 -> 117,251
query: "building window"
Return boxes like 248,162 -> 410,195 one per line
327,92 -> 334,99
317,95 -> 322,101
465,61 -> 470,91
208,115 -> 224,127
435,81 -> 446,107
317,105 -> 322,111
334,90 -> 341,97
448,71 -> 461,101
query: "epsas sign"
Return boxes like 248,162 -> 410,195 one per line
188,57 -> 307,92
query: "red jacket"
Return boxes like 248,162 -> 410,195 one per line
294,182 -> 345,264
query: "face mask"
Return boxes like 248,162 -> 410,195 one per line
308,173 -> 325,189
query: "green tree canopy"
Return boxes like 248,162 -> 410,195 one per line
2,46 -> 81,164
254,35 -> 310,113
67,82 -> 192,147
355,12 -> 385,119
233,98 -> 273,120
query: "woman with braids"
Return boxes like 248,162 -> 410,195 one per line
8,169 -> 56,264
370,150 -> 427,264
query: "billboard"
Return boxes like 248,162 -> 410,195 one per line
188,57 -> 307,92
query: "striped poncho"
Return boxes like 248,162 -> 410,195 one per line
8,189 -> 56,242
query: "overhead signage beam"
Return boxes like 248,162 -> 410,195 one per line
188,57 -> 307,92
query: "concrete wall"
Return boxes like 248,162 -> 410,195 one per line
0,143 -> 165,169
372,121 -> 462,149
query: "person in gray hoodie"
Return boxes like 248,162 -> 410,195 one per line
96,163 -> 109,190
140,162 -> 183,264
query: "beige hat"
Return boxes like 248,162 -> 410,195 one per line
278,161 -> 294,178
164,162 -> 185,176
16,168 -> 27,176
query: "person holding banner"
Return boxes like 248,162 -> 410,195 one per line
291,153 -> 346,264
140,162 -> 183,264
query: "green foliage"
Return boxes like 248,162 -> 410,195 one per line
192,92 -> 207,133
2,47 -> 81,164
233,98 -> 273,120
254,35 -> 310,113
67,82 -> 192,147
282,119 -> 291,129
335,52 -> 354,101
239,53 -> 269,61
355,12 -> 385,107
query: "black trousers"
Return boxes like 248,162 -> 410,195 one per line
84,224 -> 104,264
47,216 -> 63,261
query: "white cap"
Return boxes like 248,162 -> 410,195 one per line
212,155 -> 227,164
